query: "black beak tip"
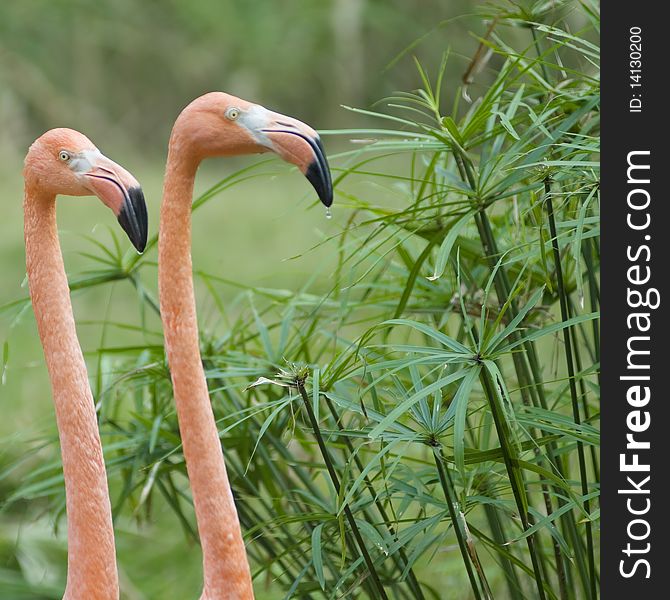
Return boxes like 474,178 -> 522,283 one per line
321,187 -> 334,208
132,233 -> 147,253
305,150 -> 333,208
117,186 -> 148,253
314,175 -> 333,208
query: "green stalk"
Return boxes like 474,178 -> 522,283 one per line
530,26 -> 552,85
545,180 -> 597,599
482,219 -> 566,595
569,297 -> 600,484
522,334 -> 582,597
207,375 -> 346,591
480,200 -> 589,595
527,32 -> 597,594
462,411 -> 522,600
226,452 -> 342,590
296,381 -> 390,600
482,503 -> 524,599
480,226 -> 584,596
467,322 -> 563,599
216,381 -> 367,588
479,367 -> 548,600
540,485 -> 569,600
432,445 -> 485,600
323,395 -> 426,599
235,498 -> 319,599
582,238 -> 601,381
453,151 -> 554,598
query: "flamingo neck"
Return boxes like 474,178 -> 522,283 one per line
23,185 -> 118,600
158,144 -> 254,599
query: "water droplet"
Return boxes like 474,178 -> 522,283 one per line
325,207 -> 332,220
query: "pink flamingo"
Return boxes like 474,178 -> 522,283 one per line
158,93 -> 332,599
23,128 -> 147,599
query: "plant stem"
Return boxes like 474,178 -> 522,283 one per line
453,151 -> 554,598
297,382 -> 390,600
569,297 -> 600,484
545,179 -> 597,599
530,26 -> 552,86
582,238 -> 601,382
323,395 -> 426,599
479,367 -> 548,600
432,445 -> 485,600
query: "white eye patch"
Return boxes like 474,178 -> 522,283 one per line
68,149 -> 104,174
237,105 -> 274,148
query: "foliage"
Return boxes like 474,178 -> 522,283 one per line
1,1 -> 599,598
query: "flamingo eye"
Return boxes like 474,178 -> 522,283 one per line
225,107 -> 241,121
59,150 -> 71,162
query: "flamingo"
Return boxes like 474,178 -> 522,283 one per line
23,128 -> 148,600
158,92 -> 332,599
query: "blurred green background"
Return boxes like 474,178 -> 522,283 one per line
0,1 -> 486,598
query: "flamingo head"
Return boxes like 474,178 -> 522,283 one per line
24,128 -> 148,252
171,92 -> 333,207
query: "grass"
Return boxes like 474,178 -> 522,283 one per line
1,1 -> 600,598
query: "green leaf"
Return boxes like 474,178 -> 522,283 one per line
428,212 -> 474,281
368,370 -> 468,439
311,523 -> 326,590
337,437 -> 407,515
492,110 -> 520,140
451,366 -> 481,478
494,312 -> 599,355
485,286 -> 545,353
380,319 -> 471,354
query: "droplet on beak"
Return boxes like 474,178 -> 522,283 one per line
325,207 -> 332,220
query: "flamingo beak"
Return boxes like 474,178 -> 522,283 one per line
80,152 -> 148,253
261,115 -> 333,208
304,136 -> 333,208
116,187 -> 149,253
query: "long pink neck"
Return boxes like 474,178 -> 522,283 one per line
158,140 -> 254,600
24,186 -> 118,600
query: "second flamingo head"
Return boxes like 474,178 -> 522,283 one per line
169,92 -> 333,207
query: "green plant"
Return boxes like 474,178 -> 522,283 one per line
1,1 -> 599,598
